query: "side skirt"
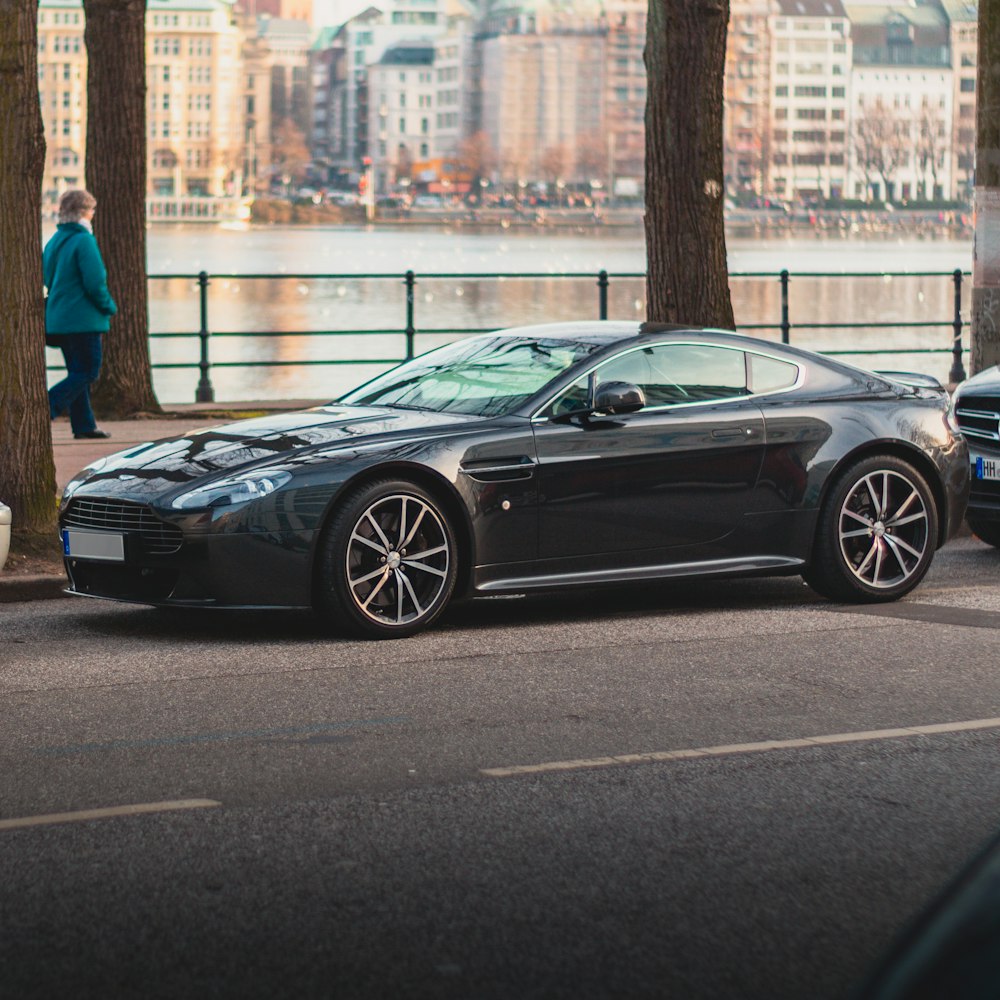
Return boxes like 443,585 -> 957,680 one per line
474,555 -> 805,594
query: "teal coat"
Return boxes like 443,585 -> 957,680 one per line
42,223 -> 118,334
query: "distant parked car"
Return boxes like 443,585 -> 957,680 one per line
55,322 -> 969,638
952,366 -> 1000,546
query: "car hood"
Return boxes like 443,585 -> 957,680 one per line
67,405 -> 481,501
955,364 -> 1000,397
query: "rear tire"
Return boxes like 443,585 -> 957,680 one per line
968,518 -> 1000,549
804,455 -> 938,603
315,478 -> 458,638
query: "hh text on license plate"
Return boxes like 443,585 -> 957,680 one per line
974,455 -> 1000,481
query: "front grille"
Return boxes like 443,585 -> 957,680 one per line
63,498 -> 183,555
956,395 -> 1000,443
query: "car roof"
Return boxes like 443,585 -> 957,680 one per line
490,320 -> 790,355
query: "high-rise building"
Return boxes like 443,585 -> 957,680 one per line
846,0 -> 952,202
725,0 -> 771,198
941,0 -> 977,199
38,0 -> 251,217
603,1 -> 645,197
479,28 -> 605,191
767,0 -> 852,203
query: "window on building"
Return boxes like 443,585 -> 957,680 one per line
961,77 -> 976,92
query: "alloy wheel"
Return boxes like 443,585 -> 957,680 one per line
838,469 -> 930,590
346,492 -> 451,627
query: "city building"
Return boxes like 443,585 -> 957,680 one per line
767,0 -> 852,204
603,0 -> 646,198
846,0 -> 953,202
39,0 -> 252,219
941,0 -> 977,199
479,28 -> 606,195
367,40 -> 436,193
725,0 -> 771,198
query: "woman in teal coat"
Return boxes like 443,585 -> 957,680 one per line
44,188 -> 117,439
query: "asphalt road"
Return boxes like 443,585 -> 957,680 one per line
3,538 -> 1000,999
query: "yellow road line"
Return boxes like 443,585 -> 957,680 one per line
481,717 -> 1000,778
0,798 -> 221,832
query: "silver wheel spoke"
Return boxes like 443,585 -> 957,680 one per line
855,538 -> 879,578
397,497 -> 408,551
365,512 -> 393,552
883,535 -> 911,575
841,527 -> 872,539
396,568 -> 423,617
886,511 -> 925,529
395,570 -> 405,623
863,475 -> 884,518
360,571 -> 390,610
872,538 -> 886,584
351,531 -> 389,556
350,565 -> 388,587
844,509 -> 874,528
887,533 -> 922,560
885,488 -> 919,526
400,506 -> 428,551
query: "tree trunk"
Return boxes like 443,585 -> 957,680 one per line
644,0 -> 734,328
83,0 -> 160,415
972,0 -> 1000,374
0,0 -> 57,533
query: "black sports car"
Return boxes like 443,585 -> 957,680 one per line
952,365 -> 1000,547
59,322 -> 970,638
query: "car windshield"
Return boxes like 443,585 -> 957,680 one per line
339,334 -> 600,417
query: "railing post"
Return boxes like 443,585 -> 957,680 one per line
404,270 -> 416,360
780,269 -> 791,344
195,270 -> 215,403
950,268 -> 967,384
597,269 -> 609,320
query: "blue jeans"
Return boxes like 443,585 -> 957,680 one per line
48,333 -> 103,435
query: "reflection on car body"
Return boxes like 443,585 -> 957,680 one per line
58,321 -> 969,638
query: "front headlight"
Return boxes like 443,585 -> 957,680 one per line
171,470 -> 292,510
60,457 -> 110,510
946,394 -> 962,435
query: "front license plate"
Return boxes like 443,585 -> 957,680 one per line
62,529 -> 125,562
972,453 -> 1000,481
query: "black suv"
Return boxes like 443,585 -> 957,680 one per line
953,366 -> 1000,546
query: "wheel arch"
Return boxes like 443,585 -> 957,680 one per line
309,462 -> 476,608
816,440 -> 949,549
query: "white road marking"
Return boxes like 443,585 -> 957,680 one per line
0,798 -> 221,832
480,717 -> 1000,778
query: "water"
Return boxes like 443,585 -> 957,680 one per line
49,224 -> 976,403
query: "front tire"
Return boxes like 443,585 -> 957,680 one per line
968,518 -> 1000,549
316,479 -> 458,638
804,455 -> 938,603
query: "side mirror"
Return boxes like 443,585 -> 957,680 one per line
594,380 -> 645,415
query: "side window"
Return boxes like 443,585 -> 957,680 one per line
542,343 -> 749,417
749,353 -> 798,393
643,344 -> 748,403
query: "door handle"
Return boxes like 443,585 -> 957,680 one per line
711,427 -> 745,439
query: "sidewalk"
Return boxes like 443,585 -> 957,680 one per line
1,399 -> 323,603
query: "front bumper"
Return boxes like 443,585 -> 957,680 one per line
63,527 -> 317,609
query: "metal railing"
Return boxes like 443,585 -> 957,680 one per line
48,268 -> 973,401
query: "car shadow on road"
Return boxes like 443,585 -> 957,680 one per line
66,573 -> 825,644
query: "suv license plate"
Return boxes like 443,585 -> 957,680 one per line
62,529 -> 125,562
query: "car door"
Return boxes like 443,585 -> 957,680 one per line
531,342 -> 766,565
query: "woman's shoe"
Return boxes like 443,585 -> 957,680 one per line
74,429 -> 111,439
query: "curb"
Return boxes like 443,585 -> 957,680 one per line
0,574 -> 69,604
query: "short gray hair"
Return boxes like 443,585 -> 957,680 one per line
57,189 -> 97,224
